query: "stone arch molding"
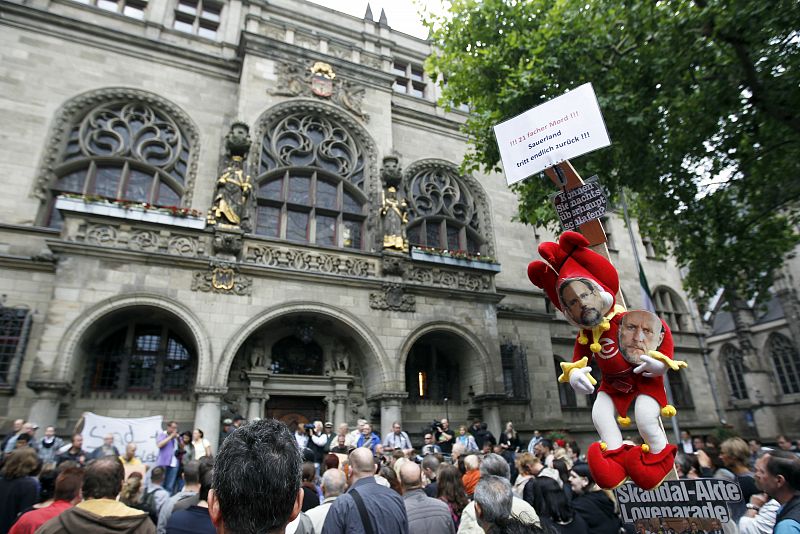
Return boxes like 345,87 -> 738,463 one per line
402,158 -> 496,256
55,293 -> 212,386
249,98 -> 381,249
34,86 -> 201,203
397,321 -> 496,395
218,301 -> 392,392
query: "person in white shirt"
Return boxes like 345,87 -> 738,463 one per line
383,422 -> 412,453
191,429 -> 212,459
346,419 -> 367,448
294,422 -> 309,450
305,467 -> 346,533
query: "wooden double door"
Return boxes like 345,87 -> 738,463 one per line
265,395 -> 327,429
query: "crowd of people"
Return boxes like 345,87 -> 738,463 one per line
1,414 -> 799,534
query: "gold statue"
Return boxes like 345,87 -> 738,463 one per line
208,122 -> 253,231
381,186 -> 408,252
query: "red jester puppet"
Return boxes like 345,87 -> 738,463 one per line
527,231 -> 687,490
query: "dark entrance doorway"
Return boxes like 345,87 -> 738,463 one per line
266,395 -> 327,428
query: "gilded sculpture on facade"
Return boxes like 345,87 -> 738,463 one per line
208,122 -> 253,232
381,186 -> 408,252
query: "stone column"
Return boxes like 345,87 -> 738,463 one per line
369,392 -> 407,439
475,394 -> 505,439
26,381 -> 71,438
194,386 -> 227,453
333,394 -> 348,428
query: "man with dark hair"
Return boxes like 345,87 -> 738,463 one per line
9,467 -> 83,534
166,460 -> 215,533
38,456 -> 155,533
754,449 -> 800,533
208,419 -> 303,534
145,466 -> 171,523
322,447 -> 408,534
158,460 -> 203,534
157,420 -> 180,494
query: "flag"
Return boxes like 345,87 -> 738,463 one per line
639,261 -> 656,313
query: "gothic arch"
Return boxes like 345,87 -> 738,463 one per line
34,87 -> 201,207
218,301 -> 391,394
402,158 -> 496,256
54,293 -> 212,387
397,321 -> 496,395
249,99 -> 380,249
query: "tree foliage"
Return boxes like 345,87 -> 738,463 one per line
425,0 -> 800,301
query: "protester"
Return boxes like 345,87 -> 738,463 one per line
423,454 -> 441,497
459,453 -> 540,533
462,454 -> 482,497
533,439 -> 553,468
301,462 -> 321,512
356,423 -> 381,453
435,419 -> 455,455
498,422 -> 521,453
294,422 -> 310,450
8,467 -> 83,534
456,426 -> 479,452
738,490 -> 779,534
513,453 -> 538,498
400,461 -> 455,534
569,463 -> 622,534
380,465 -> 403,495
753,449 -> 800,533
218,419 -> 233,445
322,447 -> 409,533
473,475 -> 538,534
38,456 -> 155,534
423,433 -> 443,456
191,429 -> 211,459
384,422 -> 413,452
158,460 -> 203,534
145,466 -> 172,523
347,420 -> 367,449
308,421 -> 329,469
208,419 -> 303,534
37,427 -> 64,466
0,449 -> 40,533
437,463 -> 469,529
156,421 -> 181,494
3,423 -> 37,455
88,433 -> 120,461
120,443 -> 143,466
720,437 -> 759,523
120,472 -> 145,508
306,468 -> 346,534
329,434 -> 351,454
1,419 -> 25,455
165,459 -> 214,534
527,475 -> 586,533
777,435 -> 798,454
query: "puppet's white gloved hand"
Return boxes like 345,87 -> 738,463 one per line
569,366 -> 596,394
633,353 -> 667,377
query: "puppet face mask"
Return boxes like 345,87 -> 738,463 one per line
557,277 -> 613,329
618,309 -> 665,365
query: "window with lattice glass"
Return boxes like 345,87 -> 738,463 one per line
270,337 -> 324,375
405,341 -> 459,402
85,322 -> 195,395
499,343 -> 529,400
0,306 -> 31,391
405,163 -> 486,254
667,369 -> 693,408
46,101 -> 192,228
70,0 -> 148,19
653,287 -> 688,332
173,0 -> 222,39
255,171 -> 365,249
769,334 -> 800,395
721,344 -> 749,400
554,357 -> 576,408
392,60 -> 427,98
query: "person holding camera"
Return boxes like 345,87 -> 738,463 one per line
294,422 -> 310,450
434,419 -> 454,455
383,422 -> 412,454
308,421 -> 329,469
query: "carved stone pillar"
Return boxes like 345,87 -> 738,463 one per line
194,386 -> 227,453
245,367 -> 270,422
26,381 -> 71,438
330,373 -> 353,427
333,394 -> 349,428
369,392 -> 408,438
476,394 -> 505,439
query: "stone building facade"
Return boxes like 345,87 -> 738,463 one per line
0,0 -> 726,452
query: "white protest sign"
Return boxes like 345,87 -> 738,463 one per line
82,412 -> 163,465
493,83 -> 611,185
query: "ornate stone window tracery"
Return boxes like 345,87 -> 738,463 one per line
768,333 -> 800,395
252,102 -> 376,250
403,160 -> 494,256
40,91 -> 198,228
721,344 -> 748,401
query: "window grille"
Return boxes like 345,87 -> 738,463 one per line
653,287 -> 688,332
392,61 -> 427,98
0,305 -> 32,392
721,344 -> 748,400
769,334 -> 800,395
70,0 -> 148,19
554,357 -> 576,408
174,0 -> 222,39
500,343 -> 530,401
405,341 -> 460,402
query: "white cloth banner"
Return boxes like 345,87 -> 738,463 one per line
493,82 -> 611,185
82,412 -> 163,465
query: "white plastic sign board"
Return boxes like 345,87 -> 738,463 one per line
82,412 -> 163,465
493,83 -> 611,185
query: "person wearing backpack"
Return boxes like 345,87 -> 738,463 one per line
142,467 -> 170,524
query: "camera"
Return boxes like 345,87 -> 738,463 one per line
303,423 -> 315,430
431,420 -> 443,430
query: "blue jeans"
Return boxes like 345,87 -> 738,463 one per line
163,465 -> 179,494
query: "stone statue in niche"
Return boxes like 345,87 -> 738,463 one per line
208,122 -> 253,232
381,186 -> 409,252
332,341 -> 351,373
248,344 -> 270,370
380,155 -> 402,189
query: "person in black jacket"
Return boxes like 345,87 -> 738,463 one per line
568,462 -> 623,534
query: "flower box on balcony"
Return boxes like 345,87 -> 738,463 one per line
410,248 -> 501,272
55,196 -> 206,230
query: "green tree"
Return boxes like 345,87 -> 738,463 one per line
426,0 -> 799,301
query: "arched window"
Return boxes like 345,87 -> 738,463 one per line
270,336 -> 324,375
43,94 -> 197,228
85,322 -> 195,396
768,334 -> 800,395
721,344 -> 748,400
253,109 -> 369,249
405,339 -> 460,402
404,160 -> 493,256
555,357 -> 577,409
667,370 -> 693,408
653,287 -> 688,332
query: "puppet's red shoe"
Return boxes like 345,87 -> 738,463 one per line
625,443 -> 677,490
587,441 -> 631,489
